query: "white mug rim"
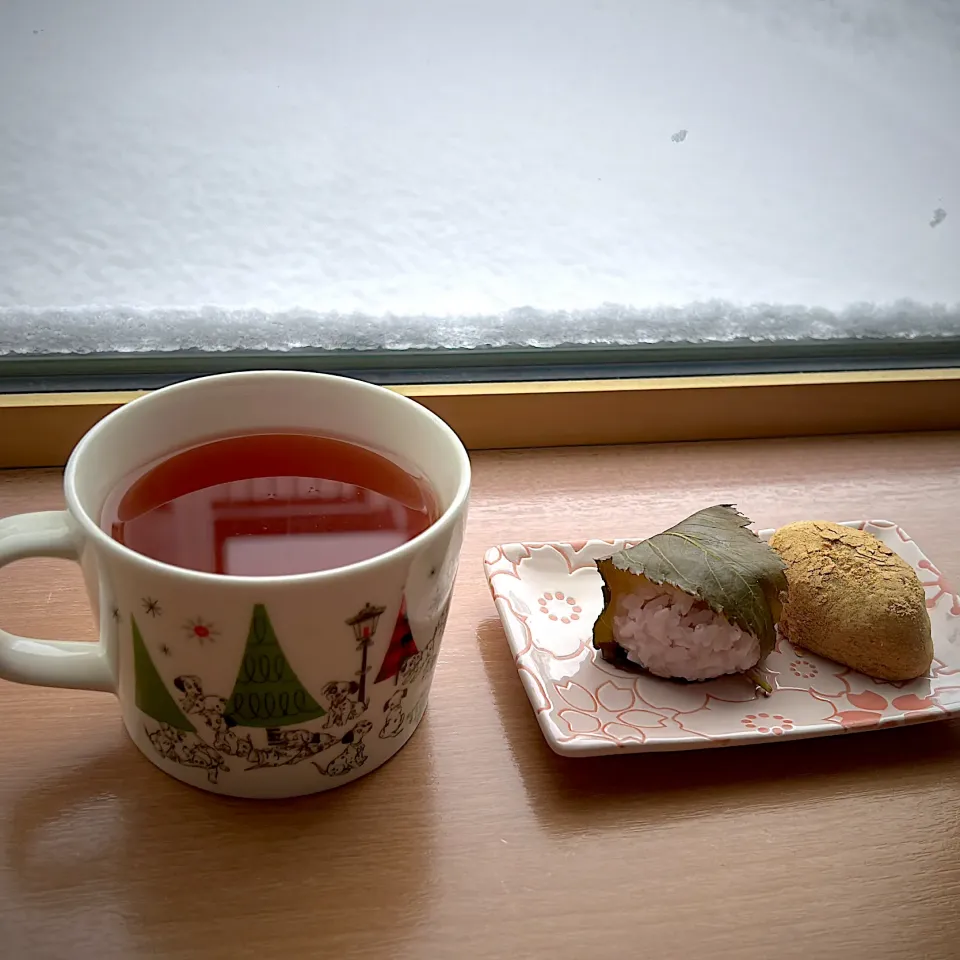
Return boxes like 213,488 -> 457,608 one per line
63,370 -> 471,586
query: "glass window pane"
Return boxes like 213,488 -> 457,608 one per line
1,0 -> 958,369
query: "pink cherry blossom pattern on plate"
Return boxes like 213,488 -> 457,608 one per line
552,679 -> 671,744
537,590 -> 583,624
789,659 -> 818,680
741,712 -> 794,736
485,521 -> 960,756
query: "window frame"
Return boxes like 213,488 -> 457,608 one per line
1,369 -> 958,468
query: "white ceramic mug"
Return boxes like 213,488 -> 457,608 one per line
0,372 -> 470,798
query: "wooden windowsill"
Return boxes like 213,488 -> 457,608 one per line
1,368 -> 960,467
1,432 -> 959,958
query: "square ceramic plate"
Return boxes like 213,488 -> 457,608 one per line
483,521 -> 960,756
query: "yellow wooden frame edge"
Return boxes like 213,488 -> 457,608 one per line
1,368 -> 958,468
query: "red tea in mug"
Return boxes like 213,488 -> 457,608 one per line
101,433 -> 438,575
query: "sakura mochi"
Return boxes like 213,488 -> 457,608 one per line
592,505 -> 788,691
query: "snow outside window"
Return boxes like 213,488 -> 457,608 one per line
1,0 -> 957,361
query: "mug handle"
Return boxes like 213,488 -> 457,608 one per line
0,511 -> 114,692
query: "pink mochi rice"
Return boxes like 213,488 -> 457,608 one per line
611,578 -> 761,681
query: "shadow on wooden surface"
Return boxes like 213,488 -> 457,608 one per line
476,616 -> 960,835
4,718 -> 439,958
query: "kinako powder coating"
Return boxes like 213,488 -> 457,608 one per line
770,520 -> 933,681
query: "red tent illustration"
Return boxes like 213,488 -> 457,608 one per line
375,601 -> 420,686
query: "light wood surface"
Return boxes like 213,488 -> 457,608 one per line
1,433 -> 959,960
3,369 -> 960,466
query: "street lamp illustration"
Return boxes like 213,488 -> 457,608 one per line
346,602 -> 386,704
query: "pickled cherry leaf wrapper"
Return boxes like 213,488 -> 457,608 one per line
592,505 -> 787,664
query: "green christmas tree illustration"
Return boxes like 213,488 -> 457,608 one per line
132,616 -> 196,732
224,604 -> 326,727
